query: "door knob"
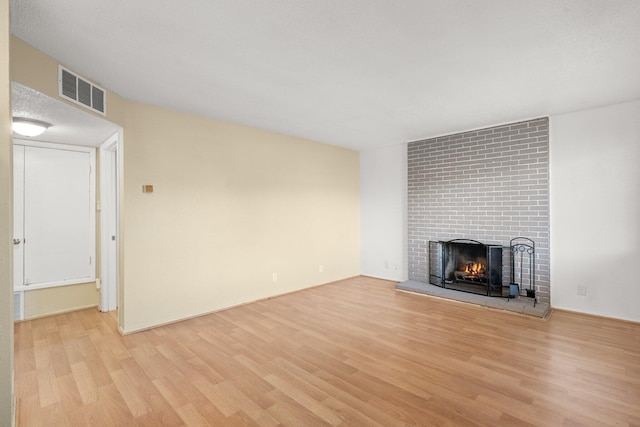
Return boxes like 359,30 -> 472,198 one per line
13,238 -> 21,245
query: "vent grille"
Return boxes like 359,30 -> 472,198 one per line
92,86 -> 105,113
78,78 -> 91,107
58,66 -> 106,115
61,69 -> 77,99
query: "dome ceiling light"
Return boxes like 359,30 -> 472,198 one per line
12,117 -> 51,137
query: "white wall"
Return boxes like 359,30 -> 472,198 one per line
360,100 -> 640,322
550,100 -> 640,322
360,143 -> 407,281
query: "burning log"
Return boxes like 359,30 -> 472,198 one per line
454,271 -> 487,280
454,261 -> 487,281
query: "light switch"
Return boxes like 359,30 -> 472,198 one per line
142,185 -> 154,193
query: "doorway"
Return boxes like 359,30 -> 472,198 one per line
12,82 -> 123,321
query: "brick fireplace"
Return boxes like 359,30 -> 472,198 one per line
407,118 -> 550,303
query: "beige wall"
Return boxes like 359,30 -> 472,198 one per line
10,37 -> 361,334
23,283 -> 99,320
122,102 -> 360,332
0,0 -> 15,424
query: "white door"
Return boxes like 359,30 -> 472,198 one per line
14,141 -> 95,289
24,146 -> 92,285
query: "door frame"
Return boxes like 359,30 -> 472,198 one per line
99,131 -> 121,312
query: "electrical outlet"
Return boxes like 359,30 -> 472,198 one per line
319,265 -> 324,273
272,273 -> 278,282
577,284 -> 587,296
385,260 -> 390,269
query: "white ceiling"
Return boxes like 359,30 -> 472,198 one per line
10,0 -> 640,151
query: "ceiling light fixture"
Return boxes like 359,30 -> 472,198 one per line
12,117 -> 51,137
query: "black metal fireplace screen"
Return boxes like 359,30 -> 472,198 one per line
429,239 -> 505,297
429,238 -> 536,300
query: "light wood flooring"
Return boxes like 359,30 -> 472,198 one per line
14,276 -> 640,426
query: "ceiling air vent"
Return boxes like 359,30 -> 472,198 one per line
58,66 -> 106,115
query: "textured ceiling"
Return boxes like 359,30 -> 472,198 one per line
10,0 -> 640,150
12,83 -> 120,147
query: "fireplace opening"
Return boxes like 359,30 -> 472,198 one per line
429,239 -> 505,297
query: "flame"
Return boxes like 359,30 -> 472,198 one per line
464,262 -> 485,275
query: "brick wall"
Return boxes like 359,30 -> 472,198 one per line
407,117 -> 550,303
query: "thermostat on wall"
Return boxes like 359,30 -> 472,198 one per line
142,185 -> 154,193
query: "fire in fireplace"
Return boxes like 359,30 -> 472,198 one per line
456,261 -> 487,280
429,239 -> 505,297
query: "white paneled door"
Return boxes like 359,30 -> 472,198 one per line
13,141 -> 96,290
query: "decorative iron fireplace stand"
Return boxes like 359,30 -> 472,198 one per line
509,237 -> 536,306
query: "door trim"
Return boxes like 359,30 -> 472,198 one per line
100,132 -> 120,312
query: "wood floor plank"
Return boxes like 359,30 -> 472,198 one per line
17,395 -> 43,427
191,377 -> 237,417
110,369 -> 149,417
175,402 -> 211,426
191,402 -> 229,426
14,276 -> 640,426
14,368 -> 38,401
215,380 -> 280,426
36,364 -> 61,408
70,361 -> 99,405
266,389 -> 333,426
95,383 -> 137,425
151,377 -> 190,410
320,396 -> 387,427
321,369 -> 411,426
56,373 -> 84,415
263,373 -> 343,425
